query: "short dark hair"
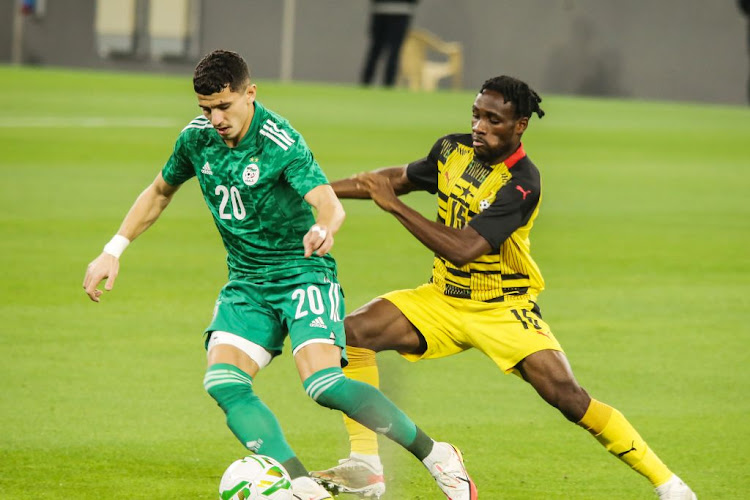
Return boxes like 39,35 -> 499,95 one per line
193,50 -> 250,95
480,76 -> 545,120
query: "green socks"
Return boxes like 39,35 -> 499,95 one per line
204,363 -> 297,465
205,363 -> 436,470
304,367 -> 433,459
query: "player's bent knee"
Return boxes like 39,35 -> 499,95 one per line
303,367 -> 345,408
556,384 -> 591,422
532,374 -> 588,419
303,367 -> 361,415
203,363 -> 256,411
206,331 -> 272,371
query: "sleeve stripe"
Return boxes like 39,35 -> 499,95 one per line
262,123 -> 293,146
259,129 -> 290,150
189,115 -> 209,124
260,120 -> 295,151
264,120 -> 295,144
181,123 -> 213,132
263,124 -> 294,146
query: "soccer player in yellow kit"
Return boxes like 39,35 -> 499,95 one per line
312,76 -> 697,500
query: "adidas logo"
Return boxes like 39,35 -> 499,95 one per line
245,439 -> 263,452
201,162 -> 213,175
309,317 -> 327,329
375,424 -> 392,434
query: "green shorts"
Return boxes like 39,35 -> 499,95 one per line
204,270 -> 347,365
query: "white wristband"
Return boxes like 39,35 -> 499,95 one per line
103,234 -> 130,258
311,225 -> 327,240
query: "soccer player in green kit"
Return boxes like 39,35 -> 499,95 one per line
82,50 -> 476,500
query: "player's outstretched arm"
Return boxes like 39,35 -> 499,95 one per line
331,166 -> 417,199
83,173 -> 181,302
358,172 -> 491,266
302,184 -> 345,258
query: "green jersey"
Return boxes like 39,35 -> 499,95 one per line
161,102 -> 336,281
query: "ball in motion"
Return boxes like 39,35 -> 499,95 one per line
219,455 -> 292,500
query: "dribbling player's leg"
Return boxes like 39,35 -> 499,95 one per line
340,300 -> 426,451
205,338 -> 309,479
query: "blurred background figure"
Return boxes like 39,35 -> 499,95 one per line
361,0 -> 419,87
740,0 -> 750,103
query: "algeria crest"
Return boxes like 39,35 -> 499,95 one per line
242,163 -> 260,186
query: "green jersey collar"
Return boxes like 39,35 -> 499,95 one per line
234,101 -> 268,150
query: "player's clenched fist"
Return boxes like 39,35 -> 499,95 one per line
303,224 -> 333,258
356,172 -> 398,212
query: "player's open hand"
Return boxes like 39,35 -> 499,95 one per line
82,252 -> 120,302
356,172 -> 398,212
303,224 -> 333,258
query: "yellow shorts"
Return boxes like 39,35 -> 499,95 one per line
381,284 -> 563,374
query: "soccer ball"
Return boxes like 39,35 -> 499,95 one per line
219,455 -> 293,500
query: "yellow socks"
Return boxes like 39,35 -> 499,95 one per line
577,399 -> 673,487
343,346 -> 380,456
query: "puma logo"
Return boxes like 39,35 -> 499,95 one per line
516,185 -> 532,200
617,441 -> 637,458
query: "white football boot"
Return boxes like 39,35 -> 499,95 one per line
310,455 -> 386,498
291,476 -> 333,500
655,474 -> 697,500
423,442 -> 478,500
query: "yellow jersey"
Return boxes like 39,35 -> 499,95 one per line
406,134 -> 544,302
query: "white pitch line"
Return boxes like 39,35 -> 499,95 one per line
0,117 -> 181,128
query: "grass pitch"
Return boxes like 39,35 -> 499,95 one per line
0,66 -> 748,499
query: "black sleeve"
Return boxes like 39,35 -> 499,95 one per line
468,164 -> 541,251
405,137 -> 444,194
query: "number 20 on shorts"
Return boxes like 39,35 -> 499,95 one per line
291,284 -> 342,322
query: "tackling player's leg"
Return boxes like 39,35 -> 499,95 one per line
516,349 -> 697,499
